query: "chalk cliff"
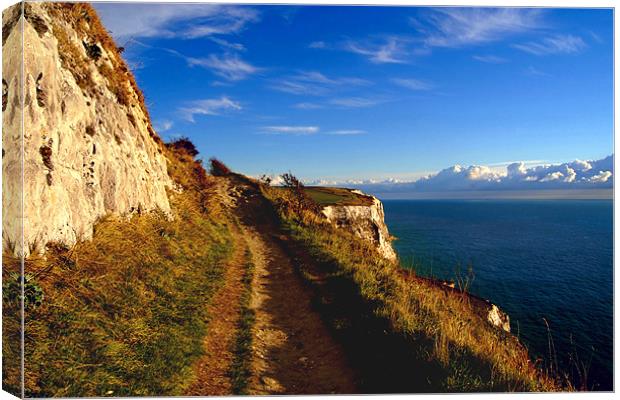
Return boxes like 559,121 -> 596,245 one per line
321,190 -> 397,262
2,3 -> 172,253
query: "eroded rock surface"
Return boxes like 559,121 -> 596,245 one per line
2,3 -> 172,252
321,190 -> 397,262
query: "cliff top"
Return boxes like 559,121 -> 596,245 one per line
303,186 -> 375,206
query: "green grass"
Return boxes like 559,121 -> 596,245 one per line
229,249 -> 256,395
296,186 -> 374,206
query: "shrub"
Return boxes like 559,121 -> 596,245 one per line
209,158 -> 232,177
169,137 -> 199,157
82,40 -> 102,61
278,172 -> 321,217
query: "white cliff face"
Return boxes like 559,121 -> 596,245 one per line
321,192 -> 397,262
2,4 -> 172,253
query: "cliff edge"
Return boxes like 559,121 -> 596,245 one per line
304,187 -> 397,261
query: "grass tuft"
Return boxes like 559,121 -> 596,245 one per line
229,249 -> 256,394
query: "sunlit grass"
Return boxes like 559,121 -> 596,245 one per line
2,145 -> 235,397
261,183 -> 559,392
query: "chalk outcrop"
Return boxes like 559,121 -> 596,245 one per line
321,190 -> 397,262
3,3 -> 172,253
487,304 -> 511,333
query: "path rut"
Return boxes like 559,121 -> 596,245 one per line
227,177 -> 358,395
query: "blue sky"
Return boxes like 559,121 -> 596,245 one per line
94,4 -> 613,184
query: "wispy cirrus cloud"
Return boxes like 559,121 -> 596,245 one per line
292,102 -> 323,110
343,36 -> 411,64
326,129 -> 367,135
294,71 -> 370,86
187,53 -> 259,81
525,66 -> 551,77
327,8 -> 541,64
179,96 -> 242,122
513,34 -> 587,55
472,54 -> 509,63
262,126 -> 320,135
154,119 -> 174,132
329,97 -> 382,108
414,8 -> 543,48
94,3 -> 259,40
207,37 -> 246,51
260,126 -> 366,136
391,78 -> 433,91
270,71 -> 370,96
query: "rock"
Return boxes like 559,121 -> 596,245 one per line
487,304 -> 511,333
3,4 -> 172,254
321,192 -> 397,261
260,376 -> 283,392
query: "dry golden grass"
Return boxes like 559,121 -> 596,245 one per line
47,3 -> 159,143
2,145 -> 236,397
261,184 -> 560,392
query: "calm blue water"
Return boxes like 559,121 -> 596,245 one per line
383,200 -> 613,390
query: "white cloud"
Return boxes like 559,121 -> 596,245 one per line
391,78 -> 433,91
208,37 -> 246,51
587,171 -> 612,183
539,171 -> 565,182
417,8 -> 542,48
568,159 -> 593,172
94,4 -> 259,40
472,55 -> 508,63
513,34 -> 587,55
179,96 -> 242,122
294,71 -> 370,86
154,119 -> 173,132
344,37 -> 410,64
506,162 -> 528,177
262,126 -> 319,135
310,156 -> 613,193
271,80 -> 327,96
271,71 -> 370,96
271,71 -> 372,97
187,53 -> 259,81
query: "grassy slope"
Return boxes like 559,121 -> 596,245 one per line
2,145 -> 236,397
261,184 -> 558,392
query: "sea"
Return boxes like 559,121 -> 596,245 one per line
382,199 -> 613,391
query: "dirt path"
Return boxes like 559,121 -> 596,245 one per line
187,177 -> 357,395
227,177 -> 358,395
186,227 -> 247,395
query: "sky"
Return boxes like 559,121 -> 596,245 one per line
94,3 -> 614,191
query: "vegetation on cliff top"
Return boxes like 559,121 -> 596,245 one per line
260,178 -> 559,392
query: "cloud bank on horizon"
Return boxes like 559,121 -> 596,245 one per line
295,155 -> 613,193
